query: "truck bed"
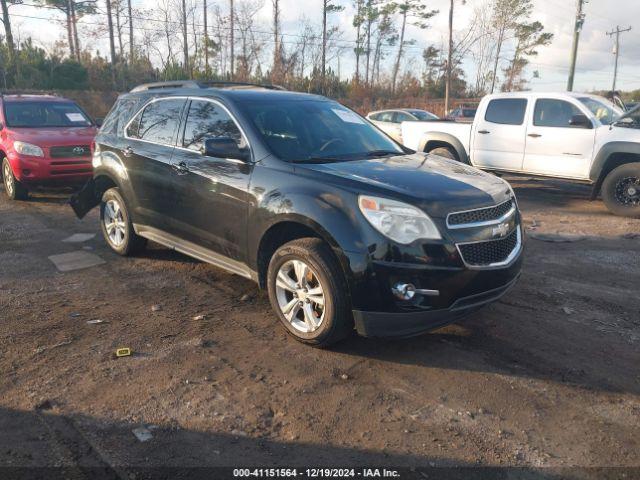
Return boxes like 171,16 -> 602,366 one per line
401,121 -> 472,151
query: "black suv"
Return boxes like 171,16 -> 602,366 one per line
72,81 -> 523,346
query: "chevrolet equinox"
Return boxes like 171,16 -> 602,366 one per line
71,81 -> 523,347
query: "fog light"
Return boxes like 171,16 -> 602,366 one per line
392,283 -> 416,301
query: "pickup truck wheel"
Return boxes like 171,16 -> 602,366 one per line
267,238 -> 352,347
2,158 -> 29,200
428,147 -> 459,161
602,163 -> 640,218
100,188 -> 147,255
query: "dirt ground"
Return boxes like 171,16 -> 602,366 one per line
1,176 -> 639,479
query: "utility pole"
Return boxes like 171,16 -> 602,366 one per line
567,0 -> 586,92
606,25 -> 632,93
229,0 -> 234,78
204,0 -> 209,78
444,0 -> 453,114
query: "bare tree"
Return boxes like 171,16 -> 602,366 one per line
271,0 -> 281,82
127,0 -> 133,61
389,0 -> 437,92
181,0 -> 189,75
229,0 -> 234,77
321,0 -> 344,91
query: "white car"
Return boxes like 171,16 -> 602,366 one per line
401,92 -> 640,217
367,109 -> 438,143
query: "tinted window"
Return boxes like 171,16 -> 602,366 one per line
101,97 -> 142,135
237,99 -> 403,162
378,111 -> 395,123
130,98 -> 185,145
534,99 -> 583,128
484,99 -> 527,125
182,100 -> 244,151
4,101 -> 91,128
394,112 -> 414,123
409,110 -> 438,121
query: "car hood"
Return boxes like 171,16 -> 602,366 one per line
298,153 -> 512,218
9,126 -> 97,145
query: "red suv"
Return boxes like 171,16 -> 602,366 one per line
0,94 -> 99,200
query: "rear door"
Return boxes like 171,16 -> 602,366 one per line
169,98 -> 253,262
522,98 -> 596,179
472,98 -> 528,171
122,97 -> 187,231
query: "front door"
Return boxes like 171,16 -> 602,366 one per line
170,98 -> 252,263
522,98 -> 596,179
472,97 -> 528,171
122,97 -> 186,231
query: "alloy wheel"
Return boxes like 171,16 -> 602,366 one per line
103,199 -> 127,247
275,259 -> 326,333
615,176 -> 640,206
3,163 -> 14,197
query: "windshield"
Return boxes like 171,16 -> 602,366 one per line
409,110 -> 438,121
4,101 -> 92,128
578,97 -> 623,125
236,99 -> 404,162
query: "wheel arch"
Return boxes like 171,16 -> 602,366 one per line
419,132 -> 470,164
254,216 -> 352,291
590,142 -> 640,199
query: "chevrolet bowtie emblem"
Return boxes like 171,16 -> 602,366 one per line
492,223 -> 510,238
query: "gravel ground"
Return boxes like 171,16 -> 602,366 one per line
0,176 -> 639,479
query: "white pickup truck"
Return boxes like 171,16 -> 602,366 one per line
401,92 -> 640,217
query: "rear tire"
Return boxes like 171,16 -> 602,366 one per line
100,187 -> 147,255
267,238 -> 352,347
2,158 -> 29,200
428,146 -> 459,161
601,163 -> 640,218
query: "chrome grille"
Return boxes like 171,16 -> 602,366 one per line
447,199 -> 515,228
457,227 -> 520,268
50,145 -> 91,158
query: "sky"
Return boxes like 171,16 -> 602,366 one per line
6,0 -> 640,93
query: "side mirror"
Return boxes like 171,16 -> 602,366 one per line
94,118 -> 104,127
569,114 -> 592,129
202,137 -> 249,161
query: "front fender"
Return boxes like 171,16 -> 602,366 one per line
589,141 -> 640,182
418,132 -> 470,164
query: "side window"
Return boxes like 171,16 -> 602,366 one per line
369,113 -> 380,121
394,112 -> 413,123
378,111 -> 395,123
534,99 -> 584,128
102,98 -> 141,135
130,98 -> 185,145
182,100 -> 244,152
484,99 -> 527,125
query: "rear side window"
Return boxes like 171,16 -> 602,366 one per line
182,100 -> 244,151
127,98 -> 186,145
101,97 -> 142,135
484,99 -> 527,125
378,111 -> 395,123
394,112 -> 414,123
534,99 -> 583,128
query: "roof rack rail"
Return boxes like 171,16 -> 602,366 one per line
130,80 -> 286,93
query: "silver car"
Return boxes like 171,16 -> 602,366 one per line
367,109 -> 439,143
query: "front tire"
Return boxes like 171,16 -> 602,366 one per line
2,158 -> 29,200
428,146 -> 459,161
267,238 -> 352,347
100,187 -> 147,255
601,163 -> 640,218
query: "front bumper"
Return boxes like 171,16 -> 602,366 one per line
353,274 -> 520,337
9,152 -> 92,186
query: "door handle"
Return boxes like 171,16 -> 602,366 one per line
122,146 -> 134,157
172,161 -> 189,175
478,130 -> 490,134
528,133 -> 542,138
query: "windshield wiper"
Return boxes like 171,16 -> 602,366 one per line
293,156 -> 345,164
364,150 -> 401,158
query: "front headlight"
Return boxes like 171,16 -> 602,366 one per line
358,195 -> 441,244
13,141 -> 44,157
